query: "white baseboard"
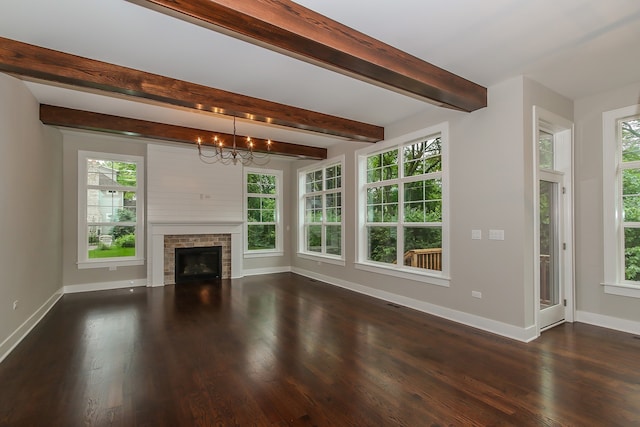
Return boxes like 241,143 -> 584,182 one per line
242,266 -> 292,277
0,287 -> 64,364
576,310 -> 640,335
292,267 -> 538,343
64,278 -> 148,294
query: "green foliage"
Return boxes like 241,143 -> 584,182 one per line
539,181 -> 552,256
621,119 -> 640,162
112,208 -> 135,239
109,161 -> 137,187
305,170 -> 323,192
367,149 -> 398,182
247,173 -> 276,194
404,137 -> 442,177
88,246 -> 135,258
404,227 -> 442,252
625,246 -> 640,281
248,224 -> 276,250
367,226 -> 397,264
365,137 -> 443,264
326,225 -> 341,255
248,196 -> 276,222
367,185 -> 398,222
115,234 -> 136,248
97,242 -> 111,251
404,179 -> 442,222
539,131 -> 554,170
306,225 -> 322,252
325,164 -> 342,190
622,118 -> 640,280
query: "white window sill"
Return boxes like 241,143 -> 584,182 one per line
355,262 -> 450,287
78,258 -> 145,270
244,250 -> 284,259
602,282 -> 640,298
297,252 -> 346,266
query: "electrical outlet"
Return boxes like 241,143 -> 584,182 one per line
472,291 -> 482,299
12,300 -> 19,310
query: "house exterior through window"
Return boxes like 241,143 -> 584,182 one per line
78,151 -> 144,269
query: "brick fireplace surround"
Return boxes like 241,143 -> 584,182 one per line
164,234 -> 231,284
147,222 -> 243,285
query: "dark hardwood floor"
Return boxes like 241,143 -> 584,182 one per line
1,273 -> 639,426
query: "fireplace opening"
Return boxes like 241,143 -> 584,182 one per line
175,246 -> 222,284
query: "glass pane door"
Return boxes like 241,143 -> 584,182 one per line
540,180 -> 559,309
539,178 -> 564,329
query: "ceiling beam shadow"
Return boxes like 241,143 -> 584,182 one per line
131,0 -> 487,112
40,105 -> 328,160
0,36 -> 382,142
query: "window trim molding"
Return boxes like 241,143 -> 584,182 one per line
77,150 -> 145,269
602,104 -> 640,298
297,155 -> 345,262
355,122 -> 450,287
243,167 -> 283,256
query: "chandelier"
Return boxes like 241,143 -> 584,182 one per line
196,116 -> 272,165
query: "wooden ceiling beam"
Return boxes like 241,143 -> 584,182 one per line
131,0 -> 487,112
0,36 -> 382,142
39,105 -> 327,160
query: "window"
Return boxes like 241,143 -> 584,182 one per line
298,157 -> 344,262
603,106 -> 640,297
356,125 -> 449,286
245,169 -> 282,255
539,130 -> 554,170
78,151 -> 144,268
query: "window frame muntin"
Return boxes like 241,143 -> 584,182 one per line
603,105 -> 640,298
297,156 -> 345,263
356,123 -> 450,286
244,167 -> 283,257
617,116 -> 640,285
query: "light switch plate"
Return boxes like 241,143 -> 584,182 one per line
471,229 -> 482,240
489,229 -> 505,240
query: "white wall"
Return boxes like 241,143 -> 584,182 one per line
290,76 -> 573,341
147,144 -> 243,223
0,73 -> 63,359
574,80 -> 640,327
147,144 -> 293,275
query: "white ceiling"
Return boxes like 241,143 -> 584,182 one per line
1,0 -> 639,149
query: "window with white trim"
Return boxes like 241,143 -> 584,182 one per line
356,126 -> 449,285
603,106 -> 640,297
78,151 -> 144,269
245,169 -> 282,255
298,157 -> 344,261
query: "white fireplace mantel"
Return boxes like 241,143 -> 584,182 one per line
147,221 -> 243,286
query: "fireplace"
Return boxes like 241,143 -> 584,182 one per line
175,246 -> 222,284
148,222 -> 242,286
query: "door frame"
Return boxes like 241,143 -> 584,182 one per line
533,106 -> 575,335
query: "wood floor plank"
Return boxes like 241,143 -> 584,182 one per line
1,272 -> 639,426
